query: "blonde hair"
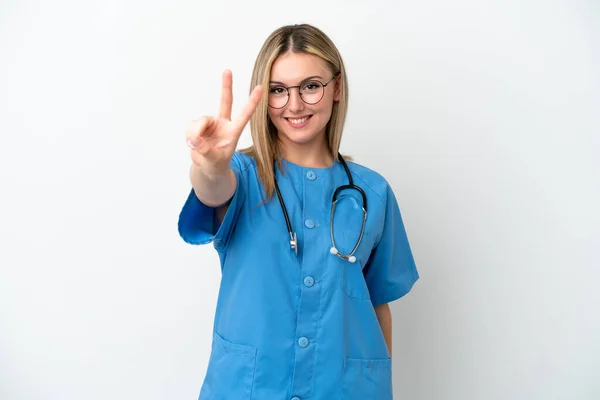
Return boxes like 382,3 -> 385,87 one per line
240,24 -> 350,201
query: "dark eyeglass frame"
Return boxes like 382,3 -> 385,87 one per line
268,74 -> 339,109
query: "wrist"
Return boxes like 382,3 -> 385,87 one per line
193,159 -> 231,181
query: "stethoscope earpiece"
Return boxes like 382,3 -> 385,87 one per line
330,247 -> 357,263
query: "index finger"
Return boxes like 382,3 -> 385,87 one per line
232,85 -> 264,131
218,70 -> 233,120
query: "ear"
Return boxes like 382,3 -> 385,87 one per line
333,75 -> 342,102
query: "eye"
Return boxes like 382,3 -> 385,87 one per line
269,86 -> 286,95
302,82 -> 322,92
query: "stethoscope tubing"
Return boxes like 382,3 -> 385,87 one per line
273,153 -> 367,262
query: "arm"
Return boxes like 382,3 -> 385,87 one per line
190,163 -> 236,224
185,70 -> 263,222
374,303 -> 392,356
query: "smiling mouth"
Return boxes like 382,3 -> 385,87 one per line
285,116 -> 312,124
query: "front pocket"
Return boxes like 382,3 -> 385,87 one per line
199,331 -> 257,400
341,357 -> 392,399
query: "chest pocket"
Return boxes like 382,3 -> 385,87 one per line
339,233 -> 375,299
331,194 -> 376,300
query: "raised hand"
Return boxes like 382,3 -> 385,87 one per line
186,70 -> 263,174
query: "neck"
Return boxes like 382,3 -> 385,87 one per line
278,133 -> 334,168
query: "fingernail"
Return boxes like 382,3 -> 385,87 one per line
187,139 -> 197,148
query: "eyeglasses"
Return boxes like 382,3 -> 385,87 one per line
268,75 -> 338,109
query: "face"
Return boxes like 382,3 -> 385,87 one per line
267,52 -> 340,148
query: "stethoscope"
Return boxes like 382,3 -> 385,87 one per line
273,153 -> 368,263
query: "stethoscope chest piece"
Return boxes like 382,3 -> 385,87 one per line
290,231 -> 298,256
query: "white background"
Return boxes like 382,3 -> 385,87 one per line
1,0 -> 599,399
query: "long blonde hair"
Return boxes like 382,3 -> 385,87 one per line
240,24 -> 350,201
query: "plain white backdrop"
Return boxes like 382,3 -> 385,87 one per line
1,0 -> 598,399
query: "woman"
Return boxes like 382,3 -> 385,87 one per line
179,23 -> 418,400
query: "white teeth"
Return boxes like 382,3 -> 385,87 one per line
288,117 -> 309,124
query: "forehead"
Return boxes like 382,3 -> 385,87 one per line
270,52 -> 331,83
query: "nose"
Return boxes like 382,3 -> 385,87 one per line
287,87 -> 305,113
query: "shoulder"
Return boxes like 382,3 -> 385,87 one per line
345,159 -> 394,206
231,151 -> 256,173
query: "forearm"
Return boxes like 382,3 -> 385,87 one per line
374,303 -> 392,356
190,163 -> 236,207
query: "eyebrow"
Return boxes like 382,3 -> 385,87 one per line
269,75 -> 323,85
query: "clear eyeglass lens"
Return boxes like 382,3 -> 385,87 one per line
268,81 -> 324,108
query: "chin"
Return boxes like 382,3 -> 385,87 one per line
275,122 -> 328,146
279,130 -> 322,145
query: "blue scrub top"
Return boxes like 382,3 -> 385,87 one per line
178,151 -> 419,400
